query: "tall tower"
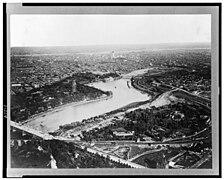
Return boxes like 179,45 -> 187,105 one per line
72,80 -> 77,93
111,51 -> 115,59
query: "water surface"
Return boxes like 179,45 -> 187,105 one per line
26,78 -> 150,132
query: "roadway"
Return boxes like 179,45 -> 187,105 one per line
10,121 -> 147,168
86,147 -> 146,168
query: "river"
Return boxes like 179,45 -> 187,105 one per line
26,78 -> 151,132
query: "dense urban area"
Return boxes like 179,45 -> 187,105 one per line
10,44 -> 212,169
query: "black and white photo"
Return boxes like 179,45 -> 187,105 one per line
5,3 -> 221,177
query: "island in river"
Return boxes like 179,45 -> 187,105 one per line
25,71 -> 152,132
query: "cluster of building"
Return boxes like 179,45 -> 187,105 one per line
11,55 -> 82,94
156,69 -> 211,99
134,66 -> 211,100
11,48 -> 211,96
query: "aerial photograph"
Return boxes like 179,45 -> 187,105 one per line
9,14 -> 212,170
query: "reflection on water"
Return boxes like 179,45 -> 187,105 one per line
26,79 -> 150,132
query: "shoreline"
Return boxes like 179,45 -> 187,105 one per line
21,68 -> 154,126
52,98 -> 153,137
22,92 -> 113,124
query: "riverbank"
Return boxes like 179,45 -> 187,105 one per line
22,68 -> 154,125
51,98 -> 153,137
21,68 -> 161,132
49,74 -> 165,136
22,92 -> 113,125
49,82 -> 155,136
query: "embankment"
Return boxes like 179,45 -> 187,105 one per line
22,92 -> 113,124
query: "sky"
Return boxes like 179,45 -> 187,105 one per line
10,15 -> 211,47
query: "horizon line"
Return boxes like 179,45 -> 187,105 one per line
10,42 -> 211,48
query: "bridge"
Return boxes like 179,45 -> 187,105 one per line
10,121 -> 148,168
10,121 -> 86,143
11,121 -> 54,140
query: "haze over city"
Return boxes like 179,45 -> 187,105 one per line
10,15 -> 211,47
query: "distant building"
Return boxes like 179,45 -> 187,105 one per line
111,51 -> 115,59
112,127 -> 134,137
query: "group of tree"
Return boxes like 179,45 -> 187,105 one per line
81,102 -> 210,142
11,139 -> 132,168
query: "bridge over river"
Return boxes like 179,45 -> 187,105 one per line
10,121 -> 146,168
